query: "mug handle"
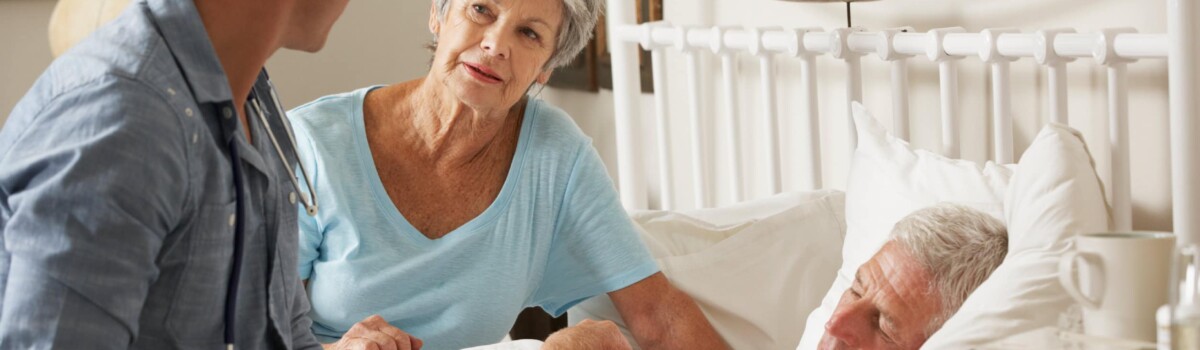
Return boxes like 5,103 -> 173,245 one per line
1059,250 -> 1103,309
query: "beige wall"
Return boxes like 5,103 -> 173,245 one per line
0,0 -> 431,125
1,0 -> 57,125
265,1 -> 431,109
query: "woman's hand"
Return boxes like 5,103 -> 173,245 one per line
542,319 -> 631,350
324,315 -> 423,350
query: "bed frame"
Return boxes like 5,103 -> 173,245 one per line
602,0 -> 1199,246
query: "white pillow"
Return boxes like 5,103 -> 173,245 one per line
923,123 -> 1111,348
569,190 -> 846,350
797,103 -> 1014,349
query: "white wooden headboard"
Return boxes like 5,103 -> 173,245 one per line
601,0 -> 1200,245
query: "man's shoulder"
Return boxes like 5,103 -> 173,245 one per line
47,4 -> 173,97
8,7 -> 184,134
5,3 -> 195,144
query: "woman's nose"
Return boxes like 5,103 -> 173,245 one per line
480,29 -> 510,60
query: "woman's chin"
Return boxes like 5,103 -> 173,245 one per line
456,95 -> 501,111
452,86 -> 514,111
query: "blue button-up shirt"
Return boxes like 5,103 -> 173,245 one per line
0,0 -> 320,348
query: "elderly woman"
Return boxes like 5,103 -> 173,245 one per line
287,0 -> 723,349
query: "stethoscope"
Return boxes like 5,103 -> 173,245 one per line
223,76 -> 318,350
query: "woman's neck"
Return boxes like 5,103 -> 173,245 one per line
399,77 -> 520,168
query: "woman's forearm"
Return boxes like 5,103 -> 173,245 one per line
637,291 -> 725,350
611,273 -> 727,350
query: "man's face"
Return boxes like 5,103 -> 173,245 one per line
818,242 -> 943,350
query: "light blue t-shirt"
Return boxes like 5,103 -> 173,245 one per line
288,87 -> 659,349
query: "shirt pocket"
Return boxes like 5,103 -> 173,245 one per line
166,200 -> 236,344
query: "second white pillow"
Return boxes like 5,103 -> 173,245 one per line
571,190 -> 846,350
923,123 -> 1111,348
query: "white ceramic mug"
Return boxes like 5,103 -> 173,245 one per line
1059,232 -> 1175,344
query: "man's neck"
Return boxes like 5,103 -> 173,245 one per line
193,0 -> 286,142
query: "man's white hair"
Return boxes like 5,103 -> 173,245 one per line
889,203 -> 1008,335
433,0 -> 603,70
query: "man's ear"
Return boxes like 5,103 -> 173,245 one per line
428,0 -> 440,36
536,70 -> 553,85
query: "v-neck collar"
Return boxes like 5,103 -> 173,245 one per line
354,86 -> 537,246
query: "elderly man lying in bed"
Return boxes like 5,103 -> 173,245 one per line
819,204 -> 1008,350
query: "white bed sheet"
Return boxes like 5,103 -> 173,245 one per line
463,339 -> 544,350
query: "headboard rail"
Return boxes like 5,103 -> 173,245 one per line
603,0 -> 1198,245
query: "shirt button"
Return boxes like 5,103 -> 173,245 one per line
228,214 -> 237,227
166,87 -> 176,96
223,107 -> 234,119
192,133 -> 198,144
184,108 -> 194,117
289,192 -> 296,204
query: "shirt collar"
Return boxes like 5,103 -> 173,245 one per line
144,0 -> 233,104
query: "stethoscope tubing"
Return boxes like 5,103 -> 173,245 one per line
223,82 -> 319,349
252,83 -> 318,217
224,141 -> 246,350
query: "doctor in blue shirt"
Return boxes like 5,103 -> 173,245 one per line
0,0 -> 429,348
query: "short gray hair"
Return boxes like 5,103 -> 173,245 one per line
889,203 -> 1008,335
433,0 -> 603,70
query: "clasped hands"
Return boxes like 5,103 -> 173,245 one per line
326,315 -> 630,350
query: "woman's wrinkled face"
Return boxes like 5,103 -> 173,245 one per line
428,0 -> 563,111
